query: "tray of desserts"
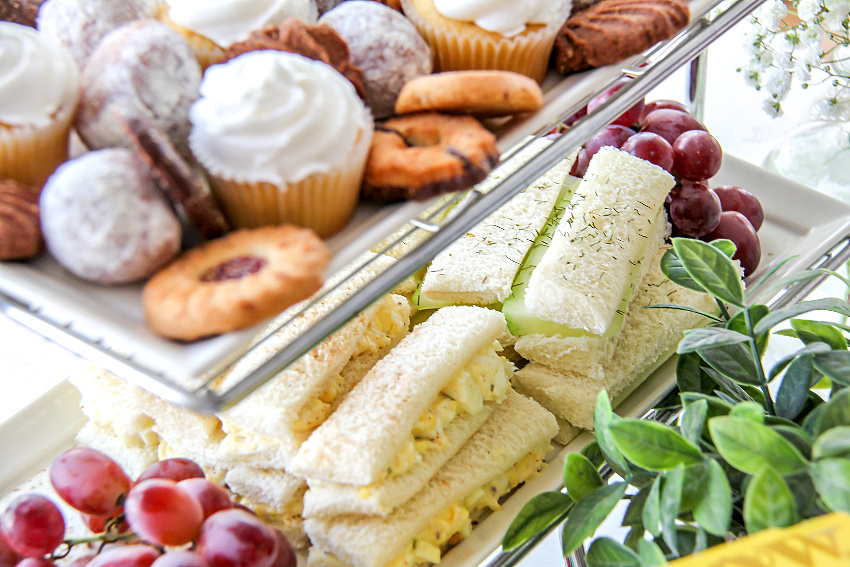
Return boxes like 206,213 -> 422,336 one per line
0,0 -> 759,410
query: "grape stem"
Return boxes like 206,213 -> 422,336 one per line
53,533 -> 138,559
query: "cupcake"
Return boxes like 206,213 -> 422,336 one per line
400,0 -> 572,83
0,22 -> 79,188
189,50 -> 373,238
158,0 -> 318,69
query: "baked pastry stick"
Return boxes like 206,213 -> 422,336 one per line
553,0 -> 690,73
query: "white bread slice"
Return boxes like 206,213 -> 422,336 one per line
289,306 -> 509,486
302,403 -> 494,518
524,146 -> 674,335
418,140 -> 576,306
304,390 -> 558,567
513,242 -> 717,429
218,290 -> 410,466
513,216 -> 670,380
75,421 -> 160,479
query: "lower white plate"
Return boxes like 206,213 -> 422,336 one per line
2,155 -> 850,567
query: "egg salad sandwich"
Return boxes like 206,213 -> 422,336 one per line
289,306 -> 514,510
511,146 -> 675,338
415,139 -> 577,309
512,227 -> 718,432
304,389 -> 559,567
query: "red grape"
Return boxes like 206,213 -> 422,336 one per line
639,99 -> 690,125
15,559 -> 55,567
570,148 -> 589,178
124,479 -> 204,547
151,552 -> 209,567
585,125 -> 634,160
669,181 -> 722,238
82,510 -> 129,534
713,185 -> 764,231
196,509 -> 278,567
619,132 -> 674,173
640,109 -> 706,145
587,80 -> 645,127
702,211 -> 762,276
268,531 -> 296,567
86,546 -> 160,567
50,447 -> 131,517
0,533 -> 22,567
673,130 -> 723,181
0,495 -> 65,558
564,105 -> 587,127
137,458 -> 205,483
177,479 -> 233,520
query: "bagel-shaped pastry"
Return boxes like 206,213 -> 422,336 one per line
362,112 -> 500,201
143,225 -> 329,341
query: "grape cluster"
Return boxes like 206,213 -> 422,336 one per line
567,80 -> 764,275
0,449 -> 295,567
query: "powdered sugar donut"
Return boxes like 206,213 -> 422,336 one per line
75,19 -> 201,156
319,1 -> 432,118
40,148 -> 182,285
36,0 -> 160,68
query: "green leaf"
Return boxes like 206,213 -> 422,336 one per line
727,304 -> 770,353
772,425 -> 813,459
742,254 -> 799,301
784,471 -> 819,517
791,319 -> 848,350
502,491 -> 573,551
585,537 -> 641,567
729,401 -> 765,422
637,540 -> 668,566
691,459 -> 732,536
698,343 -> 761,386
679,398 -> 708,445
768,342 -> 833,382
582,441 -> 605,469
754,298 -> 850,336
707,238 -> 737,259
814,351 -> 850,386
594,392 -> 630,478
677,328 -> 749,354
681,392 -> 733,420
608,419 -> 704,471
743,466 -> 798,533
660,247 -> 706,294
660,465 -> 685,555
622,485 -> 650,527
708,416 -> 808,475
809,459 -> 850,513
672,238 -> 745,308
802,403 -> 826,438
677,352 -> 714,395
643,476 -> 662,538
816,387 -> 850,433
563,452 -> 605,502
679,462 -> 708,511
812,426 -> 850,459
704,367 -> 758,403
776,354 -> 817,421
561,482 -> 628,556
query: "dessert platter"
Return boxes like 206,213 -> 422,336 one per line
0,0 -> 774,412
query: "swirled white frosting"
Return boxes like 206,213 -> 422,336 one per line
433,0 -> 564,36
189,51 -> 372,185
0,23 -> 79,128
164,0 -> 318,47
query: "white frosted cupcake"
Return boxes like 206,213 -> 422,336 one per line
189,50 -> 373,238
0,22 -> 79,188
400,0 -> 572,83
159,0 -> 318,69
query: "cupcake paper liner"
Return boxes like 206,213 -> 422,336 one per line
401,0 -> 567,83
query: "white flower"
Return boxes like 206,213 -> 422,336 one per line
753,0 -> 789,29
796,0 -> 822,23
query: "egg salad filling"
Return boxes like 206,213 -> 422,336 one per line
233,486 -> 306,529
292,298 -> 410,435
385,442 -> 552,567
384,342 -> 514,480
